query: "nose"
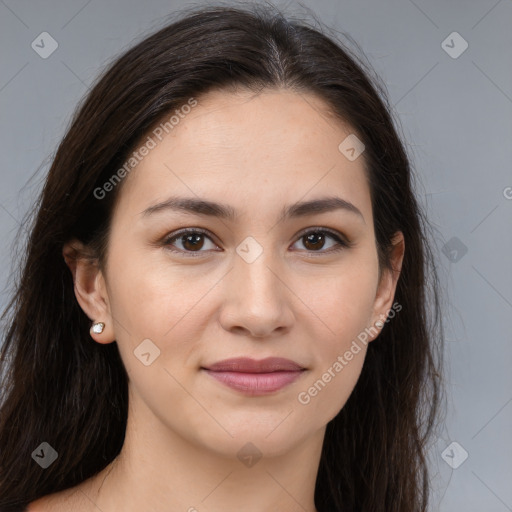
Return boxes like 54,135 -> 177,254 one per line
218,247 -> 295,339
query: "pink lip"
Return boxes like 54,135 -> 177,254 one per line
201,357 -> 306,395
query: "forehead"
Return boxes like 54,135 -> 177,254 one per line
114,88 -> 371,221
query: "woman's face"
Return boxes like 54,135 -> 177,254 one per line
90,88 -> 402,457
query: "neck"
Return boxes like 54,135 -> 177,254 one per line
83,385 -> 324,512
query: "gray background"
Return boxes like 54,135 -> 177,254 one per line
1,0 -> 511,510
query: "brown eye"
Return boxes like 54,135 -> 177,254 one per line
179,233 -> 206,251
292,229 -> 350,254
302,232 -> 327,251
164,229 -> 218,256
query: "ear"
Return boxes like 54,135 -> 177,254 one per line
62,238 -> 115,344
367,231 -> 405,342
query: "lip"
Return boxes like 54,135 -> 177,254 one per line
201,357 -> 306,396
203,357 -> 305,373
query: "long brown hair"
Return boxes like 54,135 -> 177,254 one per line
0,3 -> 445,511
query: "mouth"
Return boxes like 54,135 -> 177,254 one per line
201,357 -> 307,396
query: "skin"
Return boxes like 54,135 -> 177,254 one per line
30,88 -> 404,511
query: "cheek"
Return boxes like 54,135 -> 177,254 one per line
294,278 -> 374,423
104,254 -> 214,432
295,260 -> 378,343
105,247 -> 223,388
292,261 -> 377,421
107,243 -> 214,336
296,347 -> 367,425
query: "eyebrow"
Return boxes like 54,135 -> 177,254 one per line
141,195 -> 365,224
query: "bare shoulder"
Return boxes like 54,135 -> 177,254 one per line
27,490 -> 76,511
27,464 -> 111,511
27,484 -> 92,512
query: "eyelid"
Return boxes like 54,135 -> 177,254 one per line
293,226 -> 353,247
161,227 -> 221,255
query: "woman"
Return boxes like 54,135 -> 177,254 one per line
0,4 -> 444,511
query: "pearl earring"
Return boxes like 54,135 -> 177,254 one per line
91,322 -> 105,334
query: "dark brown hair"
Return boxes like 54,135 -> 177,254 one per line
0,3 -> 445,511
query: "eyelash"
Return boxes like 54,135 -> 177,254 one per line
161,227 -> 353,258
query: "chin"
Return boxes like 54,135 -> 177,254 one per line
191,419 -> 311,459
